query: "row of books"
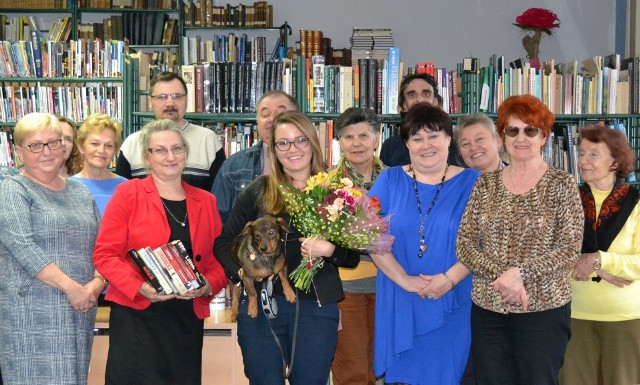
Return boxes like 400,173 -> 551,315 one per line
2,0 -> 66,9
0,131 -> 16,168
128,240 -> 206,296
181,33 -> 275,65
453,54 -> 639,116
79,0 -> 176,8
78,13 -> 178,46
293,32 -> 351,67
0,84 -> 124,123
0,15 -> 36,42
183,0 -> 274,28
0,37 -> 126,78
179,61 -> 289,114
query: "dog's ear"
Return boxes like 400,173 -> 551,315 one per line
276,217 -> 292,234
240,221 -> 255,238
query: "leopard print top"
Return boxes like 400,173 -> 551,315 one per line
457,167 -> 584,313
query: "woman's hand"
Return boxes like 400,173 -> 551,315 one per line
418,273 -> 453,300
65,282 -> 96,313
491,267 -> 529,310
178,277 -> 214,300
84,276 -> 105,306
595,270 -> 633,288
571,252 -> 598,281
300,237 -> 336,258
401,275 -> 430,297
137,282 -> 177,302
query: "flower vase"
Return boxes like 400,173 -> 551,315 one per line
522,29 -> 542,68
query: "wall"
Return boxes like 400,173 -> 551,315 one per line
268,0 -> 617,70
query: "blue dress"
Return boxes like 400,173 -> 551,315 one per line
369,166 -> 480,385
71,176 -> 127,216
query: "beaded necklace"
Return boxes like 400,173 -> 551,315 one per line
411,163 -> 449,257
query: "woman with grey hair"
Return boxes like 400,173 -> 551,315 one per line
93,119 -> 228,384
0,112 -> 102,384
455,113 -> 506,174
331,107 -> 385,385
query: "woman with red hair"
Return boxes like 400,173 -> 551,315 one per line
457,95 -> 584,384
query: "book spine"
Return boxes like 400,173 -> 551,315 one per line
138,247 -> 175,294
162,244 -> 198,290
152,246 -> 188,295
167,242 -> 200,288
128,248 -> 165,294
173,240 -> 207,287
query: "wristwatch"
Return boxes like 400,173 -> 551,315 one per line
593,254 -> 601,270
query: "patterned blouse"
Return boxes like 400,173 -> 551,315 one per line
457,167 -> 584,313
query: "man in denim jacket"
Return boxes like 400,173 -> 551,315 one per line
211,91 -> 298,223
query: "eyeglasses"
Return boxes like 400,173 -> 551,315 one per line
260,280 -> 278,319
20,139 -> 63,153
150,93 -> 187,102
274,137 -> 310,151
147,145 -> 186,156
504,126 -> 541,138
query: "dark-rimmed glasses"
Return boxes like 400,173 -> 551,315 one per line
504,126 -> 541,138
149,93 -> 187,102
147,145 -> 186,156
20,139 -> 63,153
274,137 -> 310,151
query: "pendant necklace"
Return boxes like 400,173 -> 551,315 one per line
161,198 -> 188,227
411,163 -> 449,257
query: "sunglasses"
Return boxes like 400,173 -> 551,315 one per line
504,126 -> 541,138
260,280 -> 278,319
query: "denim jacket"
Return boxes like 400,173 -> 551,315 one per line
210,142 -> 264,223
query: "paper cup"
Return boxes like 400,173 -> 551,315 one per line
210,288 -> 226,311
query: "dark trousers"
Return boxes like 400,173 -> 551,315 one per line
237,293 -> 339,385
472,302 -> 571,385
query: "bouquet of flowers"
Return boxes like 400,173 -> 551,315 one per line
513,8 -> 560,61
280,169 -> 394,291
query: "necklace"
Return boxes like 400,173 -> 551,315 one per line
161,198 -> 188,227
411,163 -> 449,257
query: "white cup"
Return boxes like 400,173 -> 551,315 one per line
210,288 -> 226,311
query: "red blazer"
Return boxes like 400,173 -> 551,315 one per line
93,175 -> 228,319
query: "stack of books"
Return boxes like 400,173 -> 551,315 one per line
350,27 -> 394,64
128,240 -> 207,295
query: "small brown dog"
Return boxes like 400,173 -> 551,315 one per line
231,215 -> 296,321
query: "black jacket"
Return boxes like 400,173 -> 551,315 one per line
214,176 -> 360,305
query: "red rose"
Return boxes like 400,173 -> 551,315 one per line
369,196 -> 382,213
515,8 -> 560,30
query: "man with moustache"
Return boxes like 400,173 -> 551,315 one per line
116,72 -> 225,190
379,73 -> 459,167
211,90 -> 298,223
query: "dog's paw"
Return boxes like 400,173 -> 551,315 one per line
231,311 -> 238,322
285,292 -> 296,303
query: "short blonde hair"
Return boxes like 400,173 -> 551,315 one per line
139,119 -> 190,159
77,114 -> 124,153
14,113 -> 62,145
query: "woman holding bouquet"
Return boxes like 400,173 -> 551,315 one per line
215,111 -> 360,385
369,103 -> 480,385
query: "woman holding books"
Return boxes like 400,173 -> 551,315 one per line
70,113 -> 127,216
329,107 -> 385,385
455,113 -> 506,174
93,119 -> 228,385
214,111 -> 359,385
457,95 -> 584,385
368,103 -> 480,385
0,113 -> 102,384
560,125 -> 640,385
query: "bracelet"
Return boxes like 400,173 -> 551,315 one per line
442,272 -> 456,290
93,275 -> 107,289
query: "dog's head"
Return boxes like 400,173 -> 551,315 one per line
240,215 -> 291,255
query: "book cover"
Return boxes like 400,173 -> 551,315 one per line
152,246 -> 189,295
166,242 -> 200,288
138,247 -> 175,294
181,64 -> 196,113
128,248 -> 165,294
172,240 -> 207,287
161,244 -> 198,290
